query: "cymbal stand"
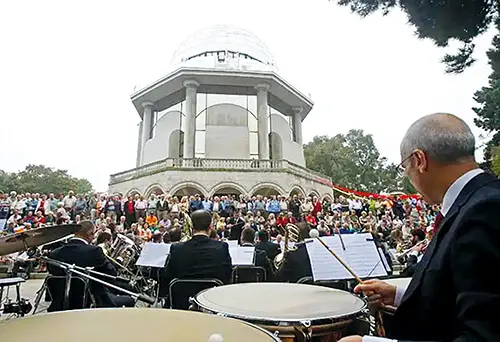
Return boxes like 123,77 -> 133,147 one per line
40,257 -> 156,306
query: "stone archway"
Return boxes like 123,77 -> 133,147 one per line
126,188 -> 141,197
289,185 -> 306,198
307,190 -> 321,199
144,184 -> 165,198
210,182 -> 247,198
169,181 -> 208,198
250,182 -> 286,198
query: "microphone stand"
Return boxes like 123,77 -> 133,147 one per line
40,256 -> 155,307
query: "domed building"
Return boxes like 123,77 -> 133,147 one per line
108,26 -> 333,199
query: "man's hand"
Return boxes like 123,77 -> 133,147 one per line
354,279 -> 397,309
338,335 -> 363,342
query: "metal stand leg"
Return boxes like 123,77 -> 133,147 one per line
32,279 -> 48,315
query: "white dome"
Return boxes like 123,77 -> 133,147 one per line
171,25 -> 277,71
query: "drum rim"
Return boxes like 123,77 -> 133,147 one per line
193,284 -> 367,324
0,308 -> 281,341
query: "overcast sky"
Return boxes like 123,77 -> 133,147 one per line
0,0 -> 495,191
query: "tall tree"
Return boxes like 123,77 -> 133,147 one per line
0,165 -> 93,195
304,129 -> 402,193
335,0 -> 496,73
473,19 -> 500,160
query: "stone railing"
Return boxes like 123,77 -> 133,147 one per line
109,158 -> 331,185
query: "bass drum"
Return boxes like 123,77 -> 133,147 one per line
0,308 -> 281,342
192,282 -> 369,342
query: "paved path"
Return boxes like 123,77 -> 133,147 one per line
1,279 -> 47,321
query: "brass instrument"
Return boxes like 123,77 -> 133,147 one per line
180,210 -> 193,242
109,234 -> 139,272
273,223 -> 300,269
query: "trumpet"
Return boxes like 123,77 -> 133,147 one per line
273,223 -> 301,269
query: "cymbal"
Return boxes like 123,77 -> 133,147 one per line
0,224 -> 81,256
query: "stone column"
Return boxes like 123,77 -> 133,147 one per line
292,107 -> 303,146
136,121 -> 143,167
255,83 -> 270,160
183,79 -> 200,159
139,101 -> 155,165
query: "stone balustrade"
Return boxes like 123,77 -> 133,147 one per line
109,158 -> 331,186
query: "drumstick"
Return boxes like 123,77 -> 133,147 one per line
309,229 -> 361,282
309,229 -> 386,337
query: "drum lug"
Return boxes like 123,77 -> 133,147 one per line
300,320 -> 311,328
188,297 -> 194,304
273,331 -> 280,338
216,312 -> 227,317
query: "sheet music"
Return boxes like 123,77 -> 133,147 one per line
306,233 -> 387,281
224,240 -> 239,248
135,242 -> 171,267
378,247 -> 391,272
229,246 -> 255,265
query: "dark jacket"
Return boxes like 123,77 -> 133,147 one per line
47,238 -> 117,311
391,172 -> 500,341
162,234 -> 233,286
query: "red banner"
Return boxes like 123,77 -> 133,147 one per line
315,178 -> 420,200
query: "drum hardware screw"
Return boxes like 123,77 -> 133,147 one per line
300,320 -> 311,328
273,331 -> 280,337
216,312 -> 227,317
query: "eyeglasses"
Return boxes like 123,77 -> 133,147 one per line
396,152 -> 416,176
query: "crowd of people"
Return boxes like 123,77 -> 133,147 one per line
0,189 -> 440,271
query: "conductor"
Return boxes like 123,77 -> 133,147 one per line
339,113 -> 500,341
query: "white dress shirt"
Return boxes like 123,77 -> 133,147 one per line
363,168 -> 484,342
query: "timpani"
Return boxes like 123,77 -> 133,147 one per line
191,282 -> 368,342
0,308 -> 280,342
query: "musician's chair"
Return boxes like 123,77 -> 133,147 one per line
231,266 -> 266,283
168,278 -> 223,310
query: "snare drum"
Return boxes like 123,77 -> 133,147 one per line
192,282 -> 368,342
0,308 -> 280,342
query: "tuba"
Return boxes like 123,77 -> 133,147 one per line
273,223 -> 301,269
180,210 -> 193,242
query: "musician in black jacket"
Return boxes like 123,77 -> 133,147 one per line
240,227 -> 275,281
162,210 -> 233,287
341,113 -> 500,342
47,220 -> 134,312
255,229 -> 281,261
275,222 -> 312,283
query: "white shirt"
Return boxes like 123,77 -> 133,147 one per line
70,237 -> 89,245
363,168 -> 484,342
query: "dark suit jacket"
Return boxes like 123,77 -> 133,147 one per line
255,241 -> 281,261
391,172 -> 500,342
276,243 -> 312,283
163,235 -> 232,286
47,238 -> 117,311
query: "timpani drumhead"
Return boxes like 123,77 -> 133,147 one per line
384,277 -> 411,288
0,308 -> 279,342
194,283 -> 366,322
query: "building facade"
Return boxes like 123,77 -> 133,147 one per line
109,26 -> 333,199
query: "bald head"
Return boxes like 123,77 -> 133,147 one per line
401,113 -> 475,164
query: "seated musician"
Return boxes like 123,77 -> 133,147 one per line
255,229 -> 281,261
275,222 -> 312,283
47,220 -> 134,312
400,228 -> 426,277
240,227 -> 275,281
160,210 -> 232,292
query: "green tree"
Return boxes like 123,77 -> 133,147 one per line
0,165 -> 93,195
335,0 -> 496,73
304,129 -> 402,193
490,146 -> 500,176
473,20 -> 500,160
